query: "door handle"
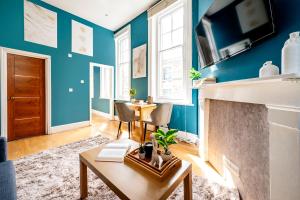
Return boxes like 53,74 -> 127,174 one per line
10,96 -> 16,100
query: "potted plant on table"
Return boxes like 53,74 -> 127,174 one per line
154,129 -> 178,162
189,67 -> 202,88
129,88 -> 137,103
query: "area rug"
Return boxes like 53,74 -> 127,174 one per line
14,135 -> 240,200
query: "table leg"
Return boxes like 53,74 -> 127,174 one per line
184,171 -> 192,200
80,160 -> 88,199
139,120 -> 144,143
139,109 -> 144,143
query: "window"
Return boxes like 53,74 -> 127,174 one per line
115,25 -> 131,100
149,0 -> 192,105
100,67 -> 112,99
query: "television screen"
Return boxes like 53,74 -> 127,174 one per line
196,0 -> 275,68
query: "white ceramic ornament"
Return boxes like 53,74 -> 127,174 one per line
259,61 -> 279,78
282,31 -> 300,75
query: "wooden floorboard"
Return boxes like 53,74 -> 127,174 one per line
8,114 -> 224,184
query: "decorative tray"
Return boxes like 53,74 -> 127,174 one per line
124,148 -> 182,180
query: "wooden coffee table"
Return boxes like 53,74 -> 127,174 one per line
79,139 -> 192,200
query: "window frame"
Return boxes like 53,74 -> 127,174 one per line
157,5 -> 185,101
148,0 -> 192,105
115,25 -> 131,101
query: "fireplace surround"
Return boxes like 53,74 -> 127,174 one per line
198,74 -> 300,200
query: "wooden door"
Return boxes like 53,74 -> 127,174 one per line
7,54 -> 46,141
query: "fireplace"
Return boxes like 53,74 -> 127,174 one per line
198,74 -> 300,200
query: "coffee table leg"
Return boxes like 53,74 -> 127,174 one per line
80,160 -> 88,199
184,171 -> 192,200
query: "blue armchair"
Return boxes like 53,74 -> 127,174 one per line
0,137 -> 17,200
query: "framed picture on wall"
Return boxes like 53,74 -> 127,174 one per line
133,44 -> 147,78
24,0 -> 57,48
72,20 -> 93,56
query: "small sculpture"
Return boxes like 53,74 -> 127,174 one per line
150,133 -> 160,167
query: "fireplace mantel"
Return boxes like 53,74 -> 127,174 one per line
197,74 -> 300,200
199,73 -> 300,106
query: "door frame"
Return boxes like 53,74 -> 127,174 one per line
0,47 -> 52,138
89,62 -> 114,123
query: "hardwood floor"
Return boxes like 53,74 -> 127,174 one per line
8,114 -> 224,184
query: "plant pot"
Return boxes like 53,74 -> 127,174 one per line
144,142 -> 153,159
192,80 -> 202,88
130,98 -> 136,103
138,152 -> 146,160
161,151 -> 172,162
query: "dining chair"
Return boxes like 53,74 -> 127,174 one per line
115,102 -> 139,139
143,103 -> 173,141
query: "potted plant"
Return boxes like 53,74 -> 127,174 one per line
189,67 -> 202,87
154,129 -> 178,162
129,88 -> 137,103
138,144 -> 146,159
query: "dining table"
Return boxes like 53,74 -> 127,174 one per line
126,102 -> 157,143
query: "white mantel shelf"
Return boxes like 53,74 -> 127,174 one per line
197,73 -> 300,200
198,74 -> 300,109
200,73 -> 300,88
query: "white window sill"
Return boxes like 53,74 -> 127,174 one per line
114,98 -> 130,101
99,97 -> 111,100
153,99 -> 194,106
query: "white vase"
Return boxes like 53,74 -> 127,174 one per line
282,32 -> 300,75
259,61 -> 279,78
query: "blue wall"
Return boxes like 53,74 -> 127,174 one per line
199,0 -> 300,82
92,67 -> 110,113
130,12 -> 149,100
115,0 -> 199,134
0,0 -> 115,127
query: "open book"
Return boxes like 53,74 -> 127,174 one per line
95,143 -> 131,162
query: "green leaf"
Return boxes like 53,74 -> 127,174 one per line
154,132 -> 165,139
166,129 -> 178,137
154,128 -> 178,149
129,88 -> 137,97
189,68 -> 201,80
166,134 -> 176,142
169,140 -> 177,145
157,140 -> 167,149
157,129 -> 166,137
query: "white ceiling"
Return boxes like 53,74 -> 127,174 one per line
43,0 -> 158,31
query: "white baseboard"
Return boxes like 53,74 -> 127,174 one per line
92,109 -> 111,119
50,121 -> 90,134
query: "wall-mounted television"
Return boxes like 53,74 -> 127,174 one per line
195,0 -> 275,68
